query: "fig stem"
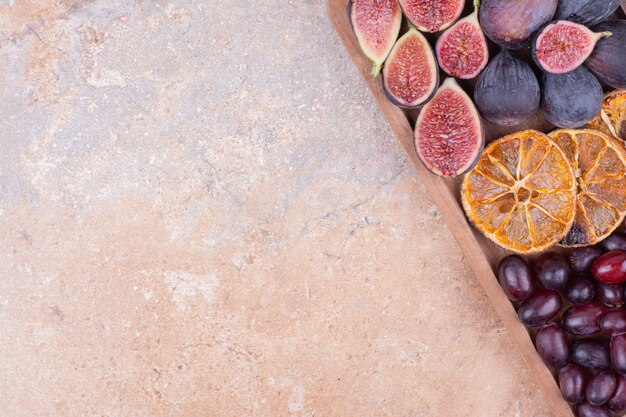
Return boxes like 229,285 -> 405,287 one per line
371,62 -> 382,77
473,0 -> 480,10
600,31 -> 613,38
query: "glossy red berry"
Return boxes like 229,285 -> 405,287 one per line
593,251 -> 626,284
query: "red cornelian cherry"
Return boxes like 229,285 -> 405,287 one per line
593,251 -> 626,284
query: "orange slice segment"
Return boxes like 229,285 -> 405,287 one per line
462,130 -> 577,254
588,90 -> 626,142
549,129 -> 626,247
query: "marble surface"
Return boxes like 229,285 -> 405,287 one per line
0,1 -> 552,416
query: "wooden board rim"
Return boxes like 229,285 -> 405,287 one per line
327,1 -> 576,416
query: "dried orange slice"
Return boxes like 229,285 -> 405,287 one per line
588,90 -> 626,142
462,130 -> 577,253
549,129 -> 626,247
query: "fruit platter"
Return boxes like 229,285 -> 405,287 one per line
328,0 -> 626,416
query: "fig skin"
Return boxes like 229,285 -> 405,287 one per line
555,0 -> 621,27
586,20 -> 626,89
474,49 -> 540,126
542,66 -> 603,129
479,0 -> 557,49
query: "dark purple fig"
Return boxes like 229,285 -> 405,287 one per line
611,334 -> 626,373
578,401 -> 611,417
555,0 -> 621,26
382,29 -> 439,108
600,308 -> 626,336
597,282 -> 624,306
535,252 -> 571,290
542,66 -> 603,128
560,364 -> 588,404
564,277 -> 596,305
473,49 -> 540,126
571,339 -> 611,370
571,247 -> 604,274
436,0 -> 489,79
414,78 -> 484,177
586,20 -> 626,89
608,374 -> 626,410
498,255 -> 535,302
399,0 -> 464,33
518,289 -> 562,327
601,234 -> 626,252
479,0 -> 557,49
562,301 -> 607,335
350,0 -> 402,77
535,323 -> 569,368
586,371 -> 617,406
533,21 -> 612,74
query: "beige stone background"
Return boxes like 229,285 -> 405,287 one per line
0,1 -> 553,416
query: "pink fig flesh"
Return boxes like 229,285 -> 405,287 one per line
351,0 -> 402,76
436,1 -> 489,79
414,78 -> 484,177
399,0 -> 464,33
533,20 -> 611,74
382,29 -> 439,108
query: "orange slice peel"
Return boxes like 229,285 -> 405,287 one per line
588,90 -> 626,143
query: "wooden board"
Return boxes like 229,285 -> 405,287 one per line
327,1 -> 576,416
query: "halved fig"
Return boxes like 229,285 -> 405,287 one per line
586,20 -> 626,89
382,28 -> 439,108
474,49 -> 540,126
399,0 -> 464,33
435,0 -> 489,79
479,0 -> 557,49
533,21 -> 612,74
414,78 -> 484,177
555,0 -> 620,27
542,66 -> 603,128
350,0 -> 402,76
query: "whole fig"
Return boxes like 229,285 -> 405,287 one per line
555,0 -> 621,27
474,49 -> 540,126
586,20 -> 626,89
479,0 -> 557,49
542,66 -> 603,128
